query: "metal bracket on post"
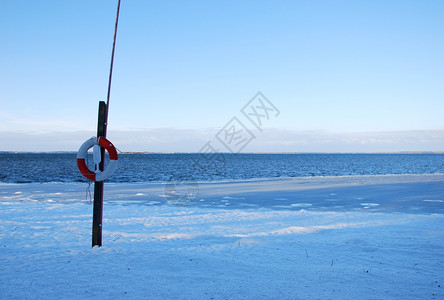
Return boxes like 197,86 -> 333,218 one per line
92,101 -> 107,247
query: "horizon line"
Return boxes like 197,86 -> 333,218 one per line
1,151 -> 443,155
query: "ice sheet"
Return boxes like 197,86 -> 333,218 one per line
1,174 -> 443,299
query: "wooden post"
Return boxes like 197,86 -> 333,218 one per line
92,101 -> 107,247
91,0 -> 120,247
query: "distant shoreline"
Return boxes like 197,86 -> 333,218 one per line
1,151 -> 444,155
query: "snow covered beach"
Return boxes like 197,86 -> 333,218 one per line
1,174 -> 444,299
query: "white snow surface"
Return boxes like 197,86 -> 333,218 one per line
1,174 -> 444,299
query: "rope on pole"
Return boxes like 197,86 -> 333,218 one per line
104,0 -> 122,136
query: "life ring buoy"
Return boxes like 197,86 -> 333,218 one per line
77,136 -> 118,181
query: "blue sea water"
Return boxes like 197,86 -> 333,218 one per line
0,153 -> 443,184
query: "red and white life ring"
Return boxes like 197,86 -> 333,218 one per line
77,136 -> 118,181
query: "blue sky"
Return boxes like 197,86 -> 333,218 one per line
1,0 -> 443,152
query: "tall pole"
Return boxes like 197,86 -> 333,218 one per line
104,0 -> 121,137
92,0 -> 121,247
